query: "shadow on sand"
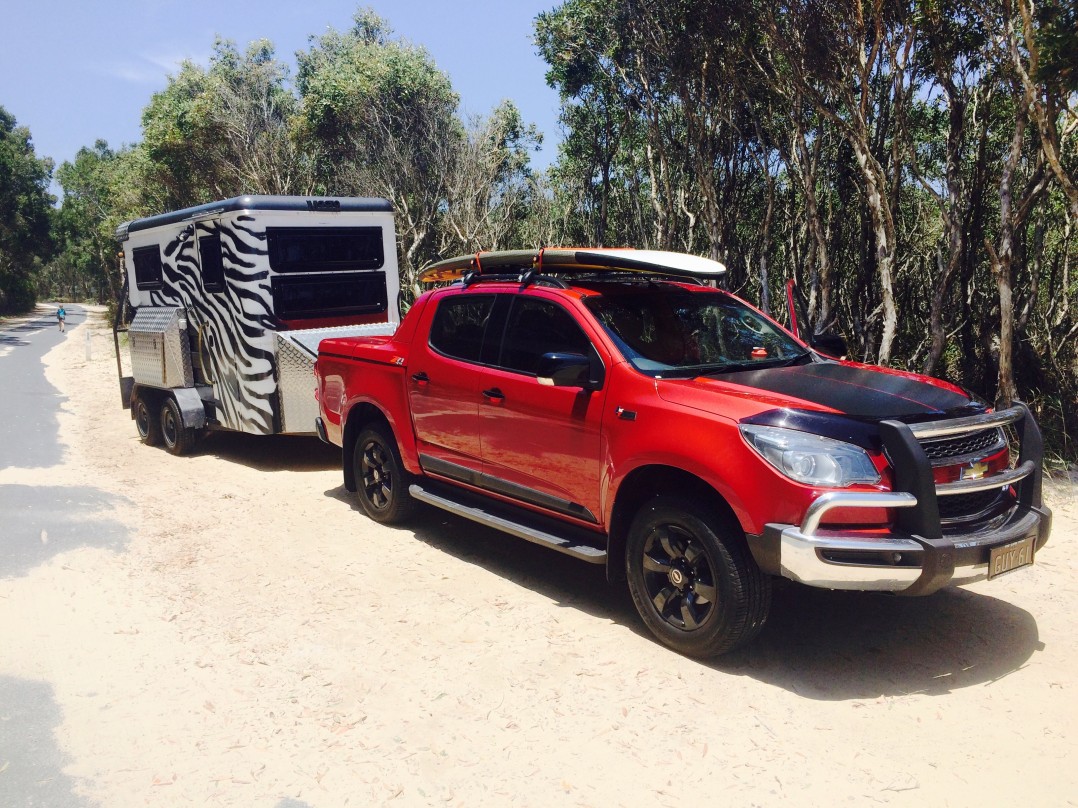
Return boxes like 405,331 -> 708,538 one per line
178,431 -> 340,473
0,485 -> 130,579
325,487 -> 1043,701
0,675 -> 96,807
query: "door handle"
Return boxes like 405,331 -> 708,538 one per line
411,371 -> 430,383
482,387 -> 505,401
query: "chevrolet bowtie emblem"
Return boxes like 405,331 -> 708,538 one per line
961,461 -> 989,480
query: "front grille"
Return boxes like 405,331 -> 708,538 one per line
937,488 -> 1008,522
899,406 -> 1032,530
919,427 -> 1005,465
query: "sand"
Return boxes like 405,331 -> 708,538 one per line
1,306 -> 1076,807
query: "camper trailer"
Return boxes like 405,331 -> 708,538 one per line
113,195 -> 401,454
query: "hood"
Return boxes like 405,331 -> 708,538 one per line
662,361 -> 976,421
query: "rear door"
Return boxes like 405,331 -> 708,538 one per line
406,292 -> 497,479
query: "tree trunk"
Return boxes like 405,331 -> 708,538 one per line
987,108 -> 1046,407
850,139 -> 898,365
793,126 -> 832,330
991,250 -> 1018,407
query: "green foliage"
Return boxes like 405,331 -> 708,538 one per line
141,37 -> 312,207
44,5 -> 543,309
50,141 -> 148,304
295,7 -> 536,294
1034,0 -> 1078,93
538,0 -> 1078,460
295,8 -> 461,191
0,105 -> 54,312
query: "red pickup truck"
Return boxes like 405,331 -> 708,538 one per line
314,249 -> 1052,657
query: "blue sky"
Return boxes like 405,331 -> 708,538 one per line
0,0 -> 564,191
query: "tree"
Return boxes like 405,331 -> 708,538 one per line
439,102 -> 542,254
755,0 -> 915,365
53,141 -> 147,305
1005,0 -> 1078,225
538,0 -> 1078,458
140,38 -> 313,208
296,8 -> 463,296
905,0 -> 993,375
0,105 -> 54,312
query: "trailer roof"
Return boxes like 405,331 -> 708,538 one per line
115,195 -> 393,240
418,248 -> 728,284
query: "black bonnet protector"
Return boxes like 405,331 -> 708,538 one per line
731,362 -> 983,452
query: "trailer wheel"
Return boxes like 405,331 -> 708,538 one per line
160,396 -> 196,456
353,424 -> 416,524
134,395 -> 162,446
626,495 -> 771,658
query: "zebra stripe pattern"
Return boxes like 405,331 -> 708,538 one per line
147,216 -> 280,435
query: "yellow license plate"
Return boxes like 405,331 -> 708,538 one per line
987,535 -> 1035,580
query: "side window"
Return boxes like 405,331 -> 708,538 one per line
199,235 -> 225,292
429,295 -> 495,362
132,245 -> 163,289
266,227 -> 384,272
500,298 -> 592,375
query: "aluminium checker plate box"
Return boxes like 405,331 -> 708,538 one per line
275,322 -> 398,434
128,306 -> 194,389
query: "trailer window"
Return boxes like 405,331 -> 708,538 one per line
198,235 -> 225,291
132,245 -> 163,289
270,272 -> 388,320
266,227 -> 384,273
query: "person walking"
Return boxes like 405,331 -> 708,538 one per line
57,305 -> 66,332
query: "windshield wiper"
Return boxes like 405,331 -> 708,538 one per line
699,351 -> 813,376
700,361 -> 759,376
771,350 -> 814,367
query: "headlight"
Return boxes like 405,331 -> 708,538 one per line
740,424 -> 881,487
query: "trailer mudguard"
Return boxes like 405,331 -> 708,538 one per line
172,387 -> 208,430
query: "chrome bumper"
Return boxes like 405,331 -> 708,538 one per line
759,403 -> 1052,595
771,490 -> 1051,593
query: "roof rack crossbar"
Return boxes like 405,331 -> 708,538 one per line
453,271 -> 571,290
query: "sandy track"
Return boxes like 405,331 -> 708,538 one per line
2,308 -> 1075,807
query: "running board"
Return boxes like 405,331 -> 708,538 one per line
409,482 -> 608,564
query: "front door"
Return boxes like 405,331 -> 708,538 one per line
478,296 -> 607,524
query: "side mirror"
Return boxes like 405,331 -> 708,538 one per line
810,332 -> 848,359
536,352 -> 601,389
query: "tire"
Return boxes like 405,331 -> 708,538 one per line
352,424 -> 416,524
626,495 -> 771,657
160,396 -> 196,456
134,395 -> 162,446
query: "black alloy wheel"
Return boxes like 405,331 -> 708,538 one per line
626,495 -> 771,657
160,396 -> 196,456
353,425 -> 415,524
134,395 -> 162,446
641,522 -> 719,632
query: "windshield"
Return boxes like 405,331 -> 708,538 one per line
583,285 -> 808,377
